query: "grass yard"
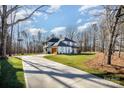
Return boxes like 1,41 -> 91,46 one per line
44,53 -> 100,74
0,57 -> 25,88
44,53 -> 124,86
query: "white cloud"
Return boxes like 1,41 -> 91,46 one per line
16,10 -> 25,19
76,18 -> 82,24
88,9 -> 104,15
34,11 -> 43,16
86,16 -> 94,21
20,20 -> 32,26
43,14 -> 49,20
79,5 -> 98,12
44,5 -> 61,20
15,9 -> 43,22
26,20 -> 32,24
8,7 -> 44,25
47,5 -> 61,13
27,28 -> 47,35
51,26 -> 66,35
78,5 -> 99,15
77,21 -> 97,32
10,5 -> 61,23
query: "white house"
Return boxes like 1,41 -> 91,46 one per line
44,37 -> 79,54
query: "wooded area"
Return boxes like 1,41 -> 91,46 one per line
0,5 -> 124,65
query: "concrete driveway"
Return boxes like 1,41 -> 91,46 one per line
18,55 -> 123,88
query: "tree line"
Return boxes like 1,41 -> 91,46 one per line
0,5 -> 124,65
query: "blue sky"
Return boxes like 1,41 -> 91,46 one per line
16,5 -> 104,36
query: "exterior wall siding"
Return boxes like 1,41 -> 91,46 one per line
57,46 -> 75,54
47,47 -> 77,54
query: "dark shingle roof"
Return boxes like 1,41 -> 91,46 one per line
47,37 -> 59,42
45,37 -> 78,48
47,37 -> 76,43
63,37 -> 76,43
53,41 -> 79,48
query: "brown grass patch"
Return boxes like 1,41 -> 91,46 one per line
86,52 -> 124,74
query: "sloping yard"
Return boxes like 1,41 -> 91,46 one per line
44,53 -> 124,86
0,57 -> 25,88
44,53 -> 96,72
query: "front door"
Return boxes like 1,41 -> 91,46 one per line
52,47 -> 57,54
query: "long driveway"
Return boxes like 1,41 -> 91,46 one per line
18,55 -> 123,88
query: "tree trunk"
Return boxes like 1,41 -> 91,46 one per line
119,32 -> 122,58
101,41 -> 104,52
1,28 -> 8,58
107,6 -> 122,65
119,43 -> 121,58
9,6 -> 16,56
93,35 -> 96,52
107,36 -> 113,65
0,5 -> 8,58
9,21 -> 14,56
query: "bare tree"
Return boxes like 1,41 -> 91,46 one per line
0,5 -> 49,58
37,31 -> 43,53
103,5 -> 124,64
76,32 -> 83,53
117,24 -> 124,57
9,6 -> 17,56
21,29 -> 30,54
98,19 -> 109,52
66,27 -> 77,40
92,24 -> 98,52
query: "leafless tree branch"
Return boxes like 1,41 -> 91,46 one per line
6,5 -> 22,17
7,5 -> 47,27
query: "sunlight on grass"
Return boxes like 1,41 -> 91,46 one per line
0,57 -> 25,88
44,54 -> 98,73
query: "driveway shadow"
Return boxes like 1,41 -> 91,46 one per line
23,60 -> 122,88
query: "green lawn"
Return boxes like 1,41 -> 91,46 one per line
44,53 -> 124,86
0,57 -> 25,88
44,53 -> 100,73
